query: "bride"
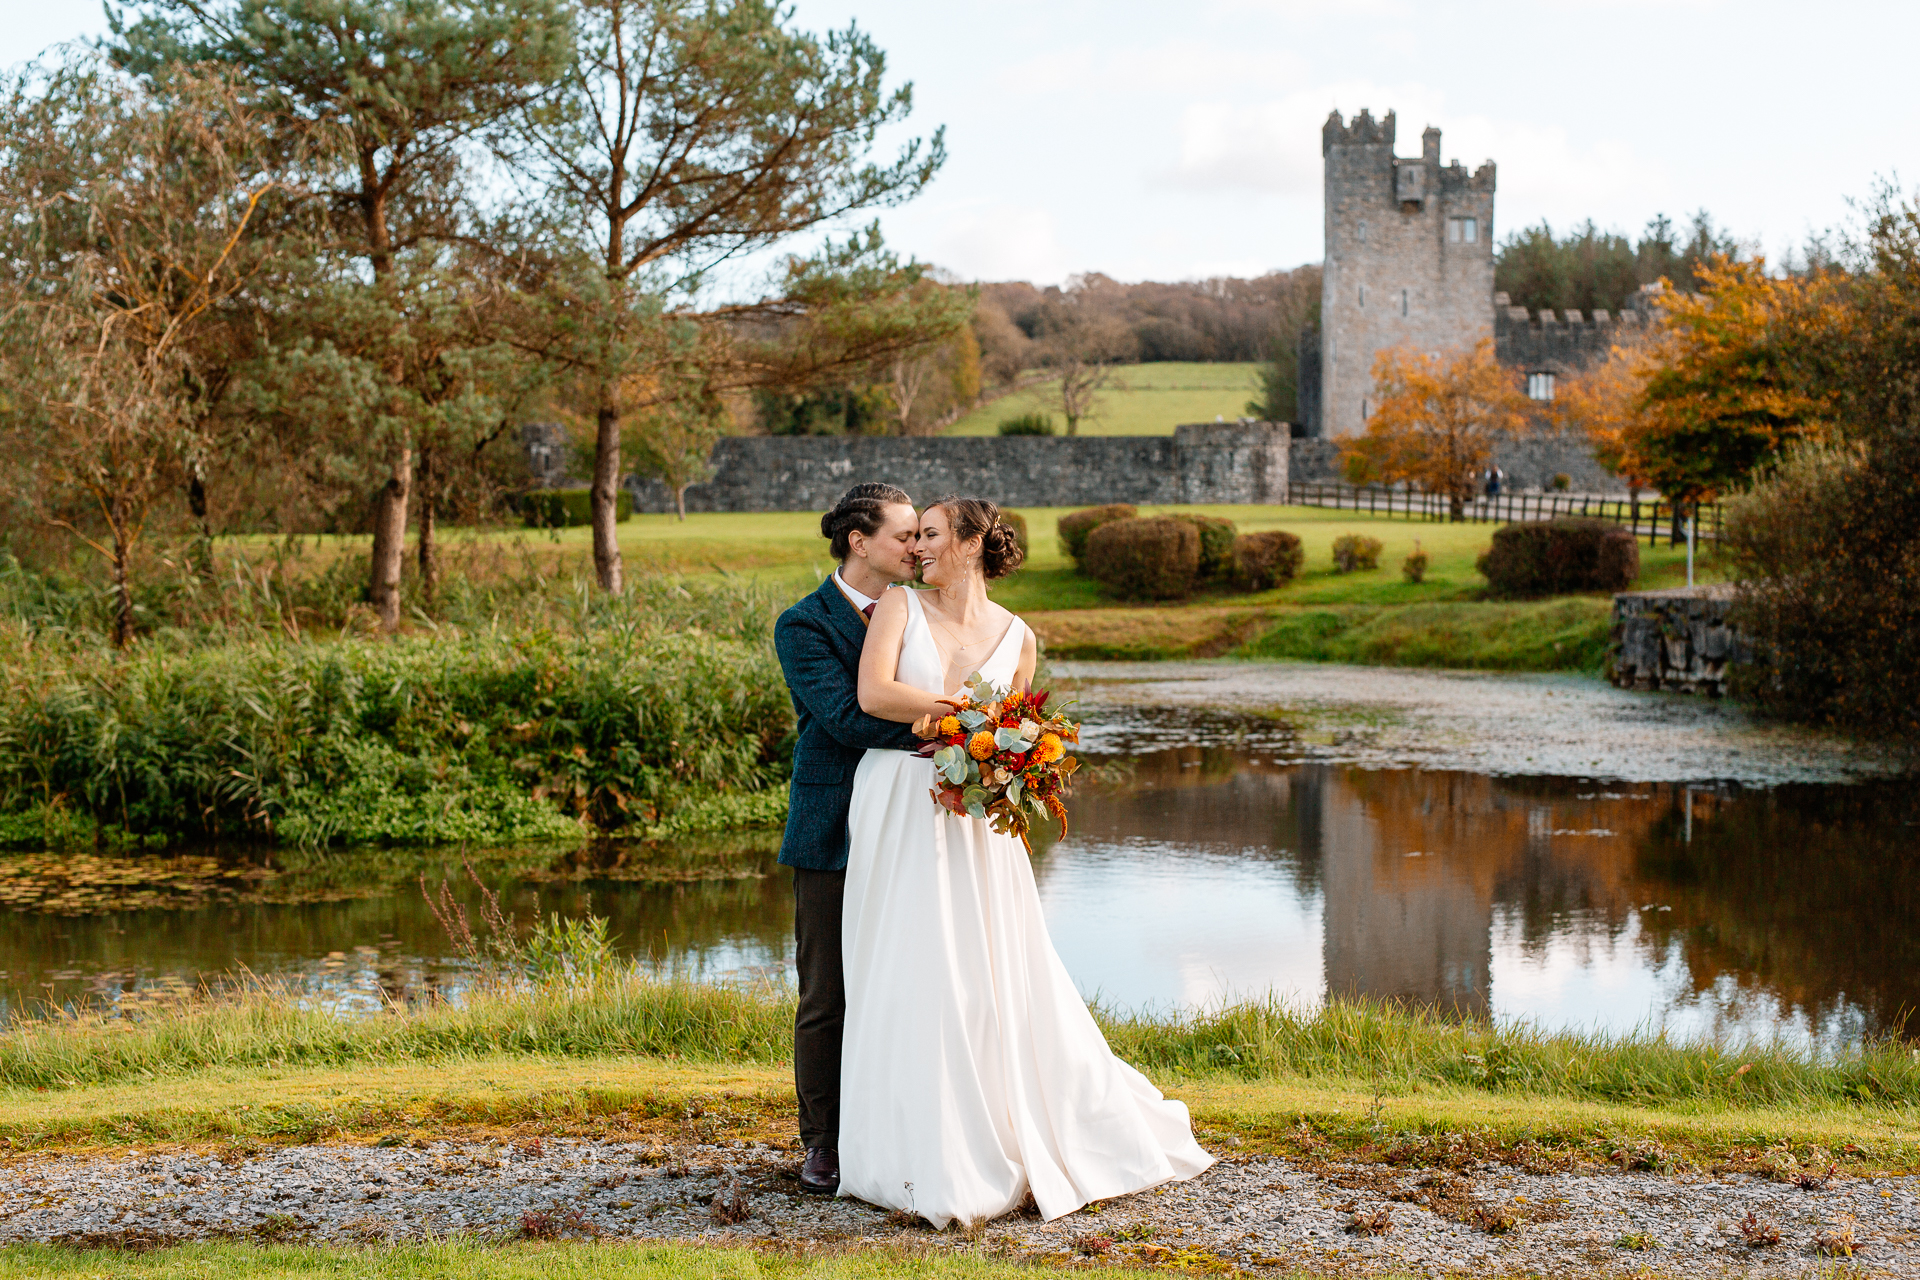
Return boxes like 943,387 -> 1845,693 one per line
838,495 -> 1213,1228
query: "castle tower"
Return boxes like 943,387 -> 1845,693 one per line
1316,110 -> 1496,438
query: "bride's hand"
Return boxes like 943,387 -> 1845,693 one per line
910,698 -> 964,739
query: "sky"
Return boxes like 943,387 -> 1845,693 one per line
10,0 -> 1917,286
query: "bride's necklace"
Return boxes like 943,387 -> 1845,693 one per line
929,615 -> 994,654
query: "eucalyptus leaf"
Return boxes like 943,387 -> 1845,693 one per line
994,726 -> 1031,751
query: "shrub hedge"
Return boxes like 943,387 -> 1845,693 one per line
997,412 -> 1055,436
1233,531 -> 1304,591
1083,517 -> 1200,600
0,626 -> 791,848
1168,513 -> 1238,580
1057,504 -> 1138,567
522,488 -> 633,528
1476,518 -> 1639,597
1331,534 -> 1384,573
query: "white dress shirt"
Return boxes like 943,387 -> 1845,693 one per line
833,569 -> 879,615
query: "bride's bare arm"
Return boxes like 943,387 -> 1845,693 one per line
1015,626 -> 1037,691
858,589 -> 954,724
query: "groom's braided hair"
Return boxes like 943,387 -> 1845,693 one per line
822,483 -> 913,560
932,496 -> 1026,580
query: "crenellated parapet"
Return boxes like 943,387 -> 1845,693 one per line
1494,291 -> 1653,377
1323,108 -> 1395,154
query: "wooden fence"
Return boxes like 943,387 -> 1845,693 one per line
1282,482 -> 1723,545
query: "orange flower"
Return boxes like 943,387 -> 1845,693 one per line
937,715 -> 962,737
1032,733 -> 1065,765
1004,689 -> 1026,711
967,731 -> 997,760
1044,794 -> 1067,820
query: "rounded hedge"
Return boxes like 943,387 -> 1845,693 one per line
1233,531 -> 1304,591
1084,517 -> 1200,600
1169,513 -> 1238,580
1477,518 -> 1640,597
1331,534 -> 1383,573
1058,504 -> 1139,567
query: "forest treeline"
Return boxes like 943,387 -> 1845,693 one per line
0,0 -> 976,639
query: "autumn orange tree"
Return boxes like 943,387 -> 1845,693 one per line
1344,339 -> 1531,520
1628,257 -> 1842,507
1554,340 -> 1659,491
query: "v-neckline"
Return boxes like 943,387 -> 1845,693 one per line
910,590 -> 1020,689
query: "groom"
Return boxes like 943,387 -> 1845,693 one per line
773,482 -> 924,1194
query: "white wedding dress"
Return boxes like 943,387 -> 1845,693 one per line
838,588 -> 1213,1228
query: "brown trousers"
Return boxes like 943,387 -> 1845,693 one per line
791,867 -> 846,1149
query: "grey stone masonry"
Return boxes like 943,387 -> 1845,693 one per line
1496,291 -> 1654,380
1288,433 -> 1628,493
625,422 -> 1289,513
1317,110 -> 1495,438
1609,584 -> 1751,696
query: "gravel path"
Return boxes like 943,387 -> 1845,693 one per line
4,1139 -> 1913,1276
1058,660 -> 1904,785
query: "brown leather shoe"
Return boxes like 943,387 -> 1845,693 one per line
799,1146 -> 839,1194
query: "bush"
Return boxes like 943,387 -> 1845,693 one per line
1723,437 -> 1920,741
1233,531 -> 1304,591
1476,518 -> 1640,597
1402,542 -> 1429,584
997,412 -> 1055,436
1057,504 -> 1139,567
1551,473 -> 1572,492
1168,513 -> 1237,581
0,622 -> 792,847
522,488 -> 633,528
1084,517 -> 1200,600
1001,509 -> 1029,557
1331,534 -> 1383,573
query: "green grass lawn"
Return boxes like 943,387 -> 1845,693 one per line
944,362 -> 1263,436
231,505 -> 1723,671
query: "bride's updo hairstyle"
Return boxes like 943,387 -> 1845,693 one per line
822,482 -> 912,559
931,496 -> 1026,580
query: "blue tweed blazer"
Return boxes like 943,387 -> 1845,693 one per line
773,578 -> 922,871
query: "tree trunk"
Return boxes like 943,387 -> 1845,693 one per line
591,397 -> 624,593
369,443 -> 412,631
109,496 -> 135,650
417,445 -> 439,605
186,462 -> 214,583
674,483 -> 689,522
1669,502 -> 1684,547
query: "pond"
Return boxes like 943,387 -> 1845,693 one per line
4,670 -> 1913,1052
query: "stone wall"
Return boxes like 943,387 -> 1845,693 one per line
625,422 -> 1290,513
1495,296 -> 1654,380
1287,434 -> 1627,493
1609,585 -> 1751,696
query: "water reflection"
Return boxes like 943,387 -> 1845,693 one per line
2,733 -> 1914,1048
1038,748 -> 1919,1048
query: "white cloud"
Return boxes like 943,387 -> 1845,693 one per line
1162,79 -> 1667,239
927,202 -> 1075,283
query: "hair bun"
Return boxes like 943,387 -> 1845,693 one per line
979,519 -> 1025,579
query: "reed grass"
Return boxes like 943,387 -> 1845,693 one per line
5,977 -> 1914,1114
0,567 -> 794,847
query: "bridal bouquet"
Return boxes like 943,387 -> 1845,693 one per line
914,674 -> 1080,849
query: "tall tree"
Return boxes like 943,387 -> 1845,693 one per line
0,59 -> 287,646
1630,257 -> 1840,508
1343,340 -> 1532,521
504,0 -> 944,593
113,0 -> 573,630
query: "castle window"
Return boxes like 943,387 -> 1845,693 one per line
1362,397 -> 1370,420
1401,289 -> 1409,316
1447,216 -> 1478,244
1527,372 -> 1556,401
1358,285 -> 1366,308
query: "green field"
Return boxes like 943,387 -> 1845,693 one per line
944,362 -> 1263,436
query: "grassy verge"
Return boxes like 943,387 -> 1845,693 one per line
5,980 -> 1915,1169
1029,598 -> 1613,669
0,1242 -> 1382,1279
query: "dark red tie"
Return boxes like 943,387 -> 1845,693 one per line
862,603 -> 876,619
